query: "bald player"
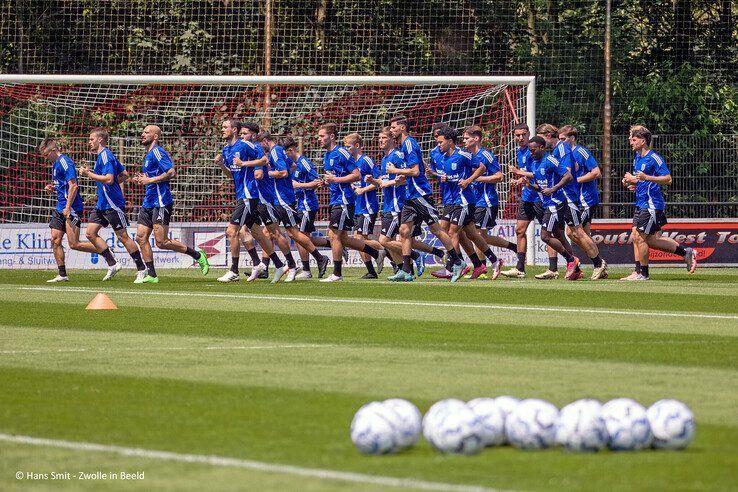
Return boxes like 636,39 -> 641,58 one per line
132,125 -> 209,283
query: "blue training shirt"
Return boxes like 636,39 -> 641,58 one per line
254,142 -> 276,205
439,147 -> 475,206
472,147 -> 500,207
323,145 -> 357,206
268,145 -> 296,206
354,153 -> 381,215
633,150 -> 670,210
429,145 -> 447,202
53,154 -> 84,213
223,139 -> 260,201
380,150 -> 406,213
400,136 -> 433,200
517,146 -> 540,203
531,153 -> 568,209
141,145 -> 174,208
552,140 -> 580,206
571,145 -> 600,207
93,147 -> 126,211
291,155 -> 320,212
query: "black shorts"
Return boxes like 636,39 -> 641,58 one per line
440,203 -> 452,223
380,212 -> 401,238
448,204 -> 475,227
355,213 -> 377,236
274,203 -> 301,228
256,202 -> 277,226
49,209 -> 82,232
516,200 -> 544,223
89,208 -> 128,231
138,203 -> 173,228
329,204 -> 355,231
541,204 -> 566,232
229,199 -> 260,228
474,205 -> 499,230
400,196 -> 440,226
581,204 -> 598,225
563,202 -> 584,227
298,209 -> 318,233
633,207 -> 668,235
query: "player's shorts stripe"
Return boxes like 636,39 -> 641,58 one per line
416,195 -> 439,221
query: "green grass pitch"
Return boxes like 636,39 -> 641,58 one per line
0,267 -> 736,491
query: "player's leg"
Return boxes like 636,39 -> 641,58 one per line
463,221 -> 503,280
113,226 -> 146,279
239,224 -> 263,272
47,221 -> 68,282
501,218 -> 530,277
85,212 -> 121,280
218,222 -> 242,282
65,215 -> 96,254
134,220 -> 154,283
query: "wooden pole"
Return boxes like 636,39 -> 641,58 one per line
263,0 -> 272,130
602,0 -> 612,218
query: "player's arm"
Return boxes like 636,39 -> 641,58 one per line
325,167 -> 361,184
62,179 -> 79,216
476,170 -> 503,183
234,155 -> 268,168
460,162 -> 486,188
79,166 -> 115,185
542,170 -> 572,196
635,168 -> 671,185
134,168 -> 176,185
577,166 -> 601,183
386,163 -> 419,177
117,170 -> 130,184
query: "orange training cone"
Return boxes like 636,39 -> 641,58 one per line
86,293 -> 118,310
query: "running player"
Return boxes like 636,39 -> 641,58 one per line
79,127 -> 147,281
39,138 -> 98,282
131,125 -> 209,283
621,125 -> 696,279
258,131 -> 330,281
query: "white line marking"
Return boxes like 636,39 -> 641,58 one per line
0,344 -> 333,356
16,286 -> 738,321
0,433 -> 503,492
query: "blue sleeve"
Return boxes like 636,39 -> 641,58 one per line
556,159 -> 569,177
254,144 -> 265,158
102,161 -> 115,176
345,154 -> 357,172
64,162 -> 77,182
654,157 -> 670,176
273,150 -> 289,172
405,139 -> 420,166
488,155 -> 501,173
304,159 -> 319,180
156,148 -> 173,172
370,161 -> 382,179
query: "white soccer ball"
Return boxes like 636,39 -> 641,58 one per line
556,399 -> 609,452
601,398 -> 653,451
505,398 -> 559,450
493,395 -> 520,444
467,398 -> 505,446
383,398 -> 422,449
423,399 -> 484,454
647,399 -> 695,450
350,402 -> 400,454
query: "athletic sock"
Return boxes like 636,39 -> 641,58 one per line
483,248 -> 498,264
516,252 -> 526,271
362,245 -> 379,259
561,251 -> 574,264
58,265 -> 67,277
247,247 -> 261,265
642,265 -> 650,277
448,249 -> 460,264
674,245 -> 687,257
100,248 -> 116,266
310,249 -> 325,262
285,253 -> 296,269
364,261 -> 377,275
389,260 -> 398,270
325,240 -> 332,249
263,257 -> 271,269
145,261 -> 157,278
333,260 -> 342,277
402,255 -> 413,274
130,250 -> 146,271
269,252 -> 284,269
185,247 -> 201,260
635,261 -> 642,274
468,252 -> 482,268
431,247 -> 445,259
231,257 -> 239,274
505,241 -> 517,252
548,257 -> 558,271
590,254 -> 603,268
410,251 -> 420,260
301,259 -> 311,272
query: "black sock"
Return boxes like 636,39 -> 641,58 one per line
100,248 -> 116,266
185,247 -> 201,260
130,250 -> 146,271
247,247 -> 260,265
302,259 -> 311,271
642,265 -> 649,277
145,261 -> 157,278
468,252 -> 482,268
325,240 -> 332,249
483,249 -> 498,264
674,245 -> 687,257
362,245 -> 379,259
364,261 -> 376,275
231,257 -> 239,274
635,261 -> 642,274
402,255 -> 412,273
389,260 -> 398,270
517,252 -> 526,271
285,253 -> 296,269
548,257 -> 558,271
310,249 -> 324,262
561,251 -> 574,263
58,265 -> 67,277
410,251 -> 420,260
448,249 -> 460,264
506,241 -> 517,252
269,252 -> 284,269
431,247 -> 445,259
263,257 -> 271,269
590,254 -> 603,268
333,260 -> 342,277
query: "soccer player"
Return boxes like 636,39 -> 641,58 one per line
621,125 -> 696,279
283,137 -> 331,279
131,125 -> 209,283
523,136 -> 582,280
344,133 -> 386,279
435,127 -> 505,282
318,122 -> 383,282
257,131 -> 330,281
537,123 -> 601,280
385,115 -> 460,282
462,126 -> 518,279
79,127 -> 147,281
215,119 -> 286,283
39,138 -> 97,282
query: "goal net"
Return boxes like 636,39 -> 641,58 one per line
0,76 -> 533,225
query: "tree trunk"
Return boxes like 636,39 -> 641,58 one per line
315,0 -> 328,51
528,0 -> 539,55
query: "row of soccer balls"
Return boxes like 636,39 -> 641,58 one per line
350,396 -> 695,454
